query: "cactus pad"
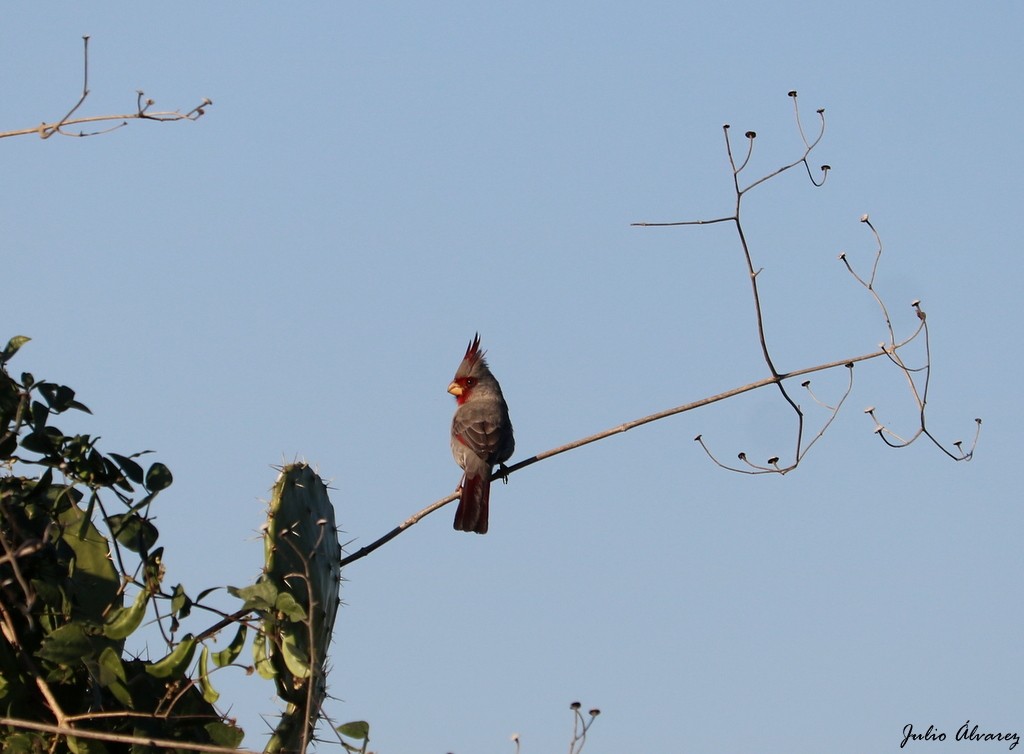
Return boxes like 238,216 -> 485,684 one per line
260,463 -> 341,753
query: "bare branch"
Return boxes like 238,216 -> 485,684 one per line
632,216 -> 733,228
631,92 -> 837,471
41,35 -> 92,139
568,702 -> 600,754
341,346 -> 889,567
840,216 -> 979,460
341,491 -> 460,566
633,93 -> 977,473
0,36 -> 212,141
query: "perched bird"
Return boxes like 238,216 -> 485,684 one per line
448,334 -> 515,534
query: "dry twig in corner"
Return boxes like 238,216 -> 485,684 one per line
0,36 -> 212,141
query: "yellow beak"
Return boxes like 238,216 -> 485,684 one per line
447,381 -> 462,397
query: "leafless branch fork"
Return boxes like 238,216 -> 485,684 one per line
0,36 -> 211,141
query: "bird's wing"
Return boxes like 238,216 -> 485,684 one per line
452,406 -> 509,464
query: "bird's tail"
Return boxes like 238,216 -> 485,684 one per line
454,472 -> 490,534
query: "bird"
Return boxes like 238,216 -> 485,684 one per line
448,334 -> 515,534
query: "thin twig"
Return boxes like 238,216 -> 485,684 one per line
841,216 -> 979,460
40,35 -> 92,139
634,93 -> 831,470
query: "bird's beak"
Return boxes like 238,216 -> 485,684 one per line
447,381 -> 463,397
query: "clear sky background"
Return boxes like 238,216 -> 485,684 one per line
3,3 -> 1021,752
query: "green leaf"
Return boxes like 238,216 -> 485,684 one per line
56,496 -> 120,623
30,578 -> 64,610
279,631 -> 311,679
37,623 -> 94,665
109,452 -> 145,484
20,426 -> 61,454
204,721 -> 245,748
337,721 -> 370,741
108,513 -> 160,552
31,467 -> 54,497
170,583 -> 192,617
1,335 -> 30,364
38,382 -> 82,413
196,586 -> 222,602
102,589 -> 149,640
30,400 -> 49,430
97,646 -> 133,708
145,462 -> 173,491
198,645 -> 220,703
252,629 -> 276,679
229,580 -> 279,612
274,591 -> 307,622
143,548 -> 164,590
97,645 -> 126,681
145,634 -> 197,679
212,624 -> 248,667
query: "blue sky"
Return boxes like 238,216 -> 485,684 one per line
3,3 -> 1021,752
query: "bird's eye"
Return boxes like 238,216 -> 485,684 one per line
465,378 -> 476,387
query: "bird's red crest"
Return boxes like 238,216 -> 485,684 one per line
452,332 -> 490,391
463,333 -> 485,366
